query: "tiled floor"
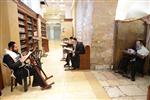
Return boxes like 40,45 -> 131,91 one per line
0,40 -> 149,100
92,68 -> 150,100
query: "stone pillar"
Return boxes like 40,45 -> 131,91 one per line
91,0 -> 117,70
73,0 -> 117,70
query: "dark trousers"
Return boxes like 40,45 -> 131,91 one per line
71,54 -> 80,69
118,56 -> 131,74
14,65 -> 45,87
118,56 -> 145,80
65,53 -> 72,65
131,58 -> 145,79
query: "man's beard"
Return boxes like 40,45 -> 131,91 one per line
12,49 -> 19,54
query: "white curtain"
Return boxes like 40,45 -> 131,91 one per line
75,0 -> 93,45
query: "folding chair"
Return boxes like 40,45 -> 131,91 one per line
32,49 -> 53,81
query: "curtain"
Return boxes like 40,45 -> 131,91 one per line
75,0 -> 93,45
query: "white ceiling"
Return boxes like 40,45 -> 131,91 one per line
116,0 -> 150,20
43,0 -> 73,22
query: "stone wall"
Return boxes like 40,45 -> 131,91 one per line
91,0 -> 117,69
60,21 -> 73,40
0,0 -> 20,86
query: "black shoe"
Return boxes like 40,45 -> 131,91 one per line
41,84 -> 51,90
65,67 -> 71,71
71,67 -> 76,70
64,64 -> 69,67
131,77 -> 135,81
32,83 -> 40,87
122,74 -> 130,79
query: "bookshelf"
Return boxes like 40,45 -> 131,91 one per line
17,1 -> 39,55
18,11 -> 28,54
41,22 -> 46,37
40,16 -> 49,52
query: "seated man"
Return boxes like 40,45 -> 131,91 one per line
3,41 -> 52,90
131,40 -> 149,80
117,40 -> 149,81
71,38 -> 85,70
64,37 -> 74,67
60,38 -> 69,61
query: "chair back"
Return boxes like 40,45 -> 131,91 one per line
32,49 -> 42,60
3,63 -> 16,79
31,50 -> 43,67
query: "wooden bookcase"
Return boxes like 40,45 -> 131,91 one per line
41,17 -> 49,52
17,1 -> 39,55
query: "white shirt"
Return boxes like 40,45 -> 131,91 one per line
137,46 -> 149,57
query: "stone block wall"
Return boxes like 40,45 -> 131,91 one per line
91,0 -> 117,69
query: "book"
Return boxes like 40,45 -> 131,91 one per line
60,42 -> 67,46
23,51 -> 32,62
127,49 -> 135,54
123,49 -> 135,55
63,47 -> 73,51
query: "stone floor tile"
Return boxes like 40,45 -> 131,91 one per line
107,80 -> 120,86
112,96 -> 134,100
132,95 -> 147,100
102,71 -> 118,80
92,72 -> 107,81
117,79 -> 131,86
104,86 -> 125,98
98,80 -> 109,87
118,85 -> 146,96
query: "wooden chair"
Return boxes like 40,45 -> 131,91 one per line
80,45 -> 90,70
32,50 -> 53,81
3,63 -> 31,92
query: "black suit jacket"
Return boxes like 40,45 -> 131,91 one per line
3,54 -> 22,70
74,42 -> 85,55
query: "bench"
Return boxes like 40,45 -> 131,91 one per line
80,45 -> 90,70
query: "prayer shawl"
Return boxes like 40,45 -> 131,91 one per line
5,49 -> 20,62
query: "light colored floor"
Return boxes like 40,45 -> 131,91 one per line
92,69 -> 150,100
0,41 -> 110,100
0,40 -> 149,100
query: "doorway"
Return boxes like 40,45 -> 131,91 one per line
47,24 -> 61,40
